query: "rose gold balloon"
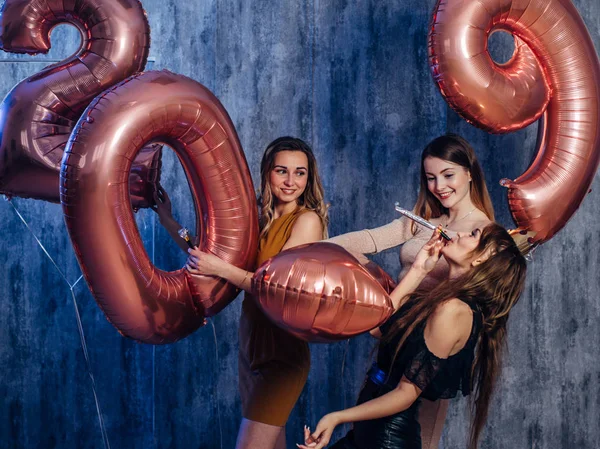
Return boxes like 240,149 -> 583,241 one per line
128,144 -> 163,211
252,243 -> 394,343
0,0 -> 161,209
364,261 -> 397,294
429,0 -> 600,246
61,71 -> 259,343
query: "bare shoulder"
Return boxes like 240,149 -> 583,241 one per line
428,299 -> 473,338
284,210 -> 324,247
434,298 -> 472,320
294,210 -> 322,227
424,298 -> 474,356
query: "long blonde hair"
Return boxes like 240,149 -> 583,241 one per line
258,136 -> 328,240
413,134 -> 495,233
384,223 -> 526,449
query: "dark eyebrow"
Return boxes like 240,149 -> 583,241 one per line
425,168 -> 456,176
274,165 -> 307,170
441,168 -> 455,173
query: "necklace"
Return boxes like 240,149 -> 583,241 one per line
444,207 -> 476,227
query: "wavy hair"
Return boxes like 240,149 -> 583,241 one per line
383,223 -> 527,449
413,134 -> 495,233
258,136 -> 328,240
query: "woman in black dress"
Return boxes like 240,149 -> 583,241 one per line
299,223 -> 527,449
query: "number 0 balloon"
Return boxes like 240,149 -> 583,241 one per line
61,71 -> 258,343
429,0 -> 600,246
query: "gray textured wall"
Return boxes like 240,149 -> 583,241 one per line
0,0 -> 599,448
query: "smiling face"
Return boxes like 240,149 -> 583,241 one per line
423,156 -> 472,210
269,150 -> 309,205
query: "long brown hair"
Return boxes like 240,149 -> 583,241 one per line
384,223 -> 526,449
413,134 -> 495,233
258,136 -> 328,240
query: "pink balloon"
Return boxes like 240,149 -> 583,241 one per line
252,243 -> 394,343
0,0 -> 161,208
61,71 -> 259,343
364,261 -> 397,295
429,0 -> 600,246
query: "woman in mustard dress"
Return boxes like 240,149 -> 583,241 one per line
186,136 -> 329,449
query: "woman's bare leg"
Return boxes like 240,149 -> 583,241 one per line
419,399 -> 449,449
274,427 -> 286,449
235,418 -> 285,449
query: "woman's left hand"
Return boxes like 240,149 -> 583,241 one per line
186,247 -> 225,277
412,228 -> 446,274
297,413 -> 341,449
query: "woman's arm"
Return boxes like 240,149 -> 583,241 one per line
370,230 -> 444,338
151,186 -> 195,253
186,251 -> 254,293
326,215 -> 415,256
186,210 -> 324,294
298,378 -> 422,449
301,300 -> 471,449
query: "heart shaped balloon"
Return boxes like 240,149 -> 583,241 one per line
252,242 -> 394,343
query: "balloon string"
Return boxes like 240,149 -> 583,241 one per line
8,200 -> 71,286
209,318 -> 224,449
7,198 -> 111,449
151,213 -> 156,445
72,274 -> 85,288
340,339 -> 350,411
68,285 -> 111,449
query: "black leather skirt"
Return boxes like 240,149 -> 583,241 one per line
330,365 -> 422,449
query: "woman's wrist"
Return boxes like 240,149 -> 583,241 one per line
210,257 -> 230,278
331,410 -> 347,425
408,265 -> 429,279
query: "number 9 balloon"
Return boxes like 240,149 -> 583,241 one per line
429,0 -> 600,247
0,0 -> 161,208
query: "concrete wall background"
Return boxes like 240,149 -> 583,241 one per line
0,0 -> 599,448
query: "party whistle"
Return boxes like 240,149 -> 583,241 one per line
394,203 -> 452,241
177,227 -> 195,249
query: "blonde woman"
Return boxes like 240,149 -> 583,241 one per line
184,137 -> 328,449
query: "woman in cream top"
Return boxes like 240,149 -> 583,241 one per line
328,134 -> 494,449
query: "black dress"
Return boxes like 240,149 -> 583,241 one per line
331,299 -> 482,449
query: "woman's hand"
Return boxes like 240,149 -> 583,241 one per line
186,247 -> 226,277
151,185 -> 174,224
411,228 -> 445,274
297,413 -> 342,449
299,426 -> 317,448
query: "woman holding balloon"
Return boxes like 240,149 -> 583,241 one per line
157,136 -> 329,449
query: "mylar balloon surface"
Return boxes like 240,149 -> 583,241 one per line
364,261 -> 397,295
0,0 -> 161,208
61,70 -> 259,343
252,242 -> 394,343
429,0 -> 600,246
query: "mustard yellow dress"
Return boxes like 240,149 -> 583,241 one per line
239,208 -> 311,426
